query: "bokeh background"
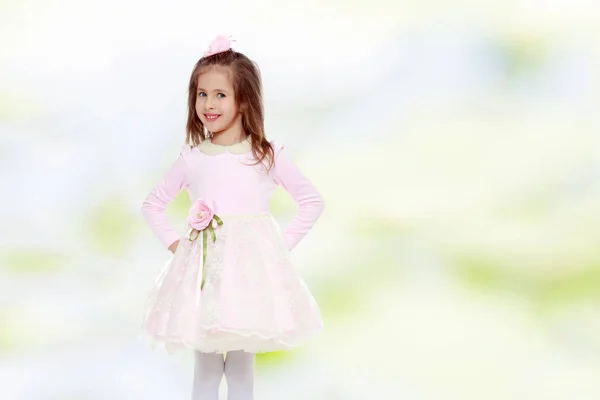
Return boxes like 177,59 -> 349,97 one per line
2,0 -> 600,399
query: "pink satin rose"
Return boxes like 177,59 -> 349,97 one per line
188,199 -> 215,231
203,34 -> 233,57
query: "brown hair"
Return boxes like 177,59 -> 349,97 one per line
185,49 -> 274,171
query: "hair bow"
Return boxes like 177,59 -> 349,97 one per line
203,34 -> 234,57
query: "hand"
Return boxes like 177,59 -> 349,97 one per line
168,240 -> 180,254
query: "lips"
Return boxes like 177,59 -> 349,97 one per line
204,114 -> 220,122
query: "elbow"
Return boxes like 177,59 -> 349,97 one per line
296,193 -> 324,219
315,193 -> 325,217
319,194 -> 325,213
140,197 -> 162,221
140,199 -> 151,218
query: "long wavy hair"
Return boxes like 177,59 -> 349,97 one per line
185,49 -> 274,171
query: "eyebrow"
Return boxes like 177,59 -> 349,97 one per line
197,88 -> 229,93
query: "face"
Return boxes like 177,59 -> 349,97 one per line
195,67 -> 242,136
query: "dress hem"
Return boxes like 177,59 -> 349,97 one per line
138,325 -> 323,354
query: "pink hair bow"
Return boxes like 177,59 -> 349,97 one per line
203,34 -> 234,57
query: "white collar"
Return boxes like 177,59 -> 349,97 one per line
198,137 -> 252,155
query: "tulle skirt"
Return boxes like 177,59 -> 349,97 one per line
140,213 -> 324,354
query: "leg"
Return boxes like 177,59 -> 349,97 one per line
224,350 -> 256,400
192,351 -> 224,400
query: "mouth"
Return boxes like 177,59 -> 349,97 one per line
204,114 -> 220,122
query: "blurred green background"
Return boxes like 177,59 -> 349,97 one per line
1,0 -> 600,399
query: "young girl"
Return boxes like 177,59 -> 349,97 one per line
140,35 -> 325,400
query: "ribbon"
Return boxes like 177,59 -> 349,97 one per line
185,215 -> 224,300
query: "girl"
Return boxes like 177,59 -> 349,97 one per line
140,35 -> 325,400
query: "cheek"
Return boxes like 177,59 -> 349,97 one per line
195,99 -> 204,115
225,99 -> 239,115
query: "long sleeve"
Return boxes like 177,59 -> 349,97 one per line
141,149 -> 189,249
272,144 -> 324,250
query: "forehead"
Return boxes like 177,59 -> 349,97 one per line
196,66 -> 233,90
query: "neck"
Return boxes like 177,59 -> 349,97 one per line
211,131 -> 247,146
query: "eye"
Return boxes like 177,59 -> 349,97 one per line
217,93 -> 226,98
197,92 -> 206,97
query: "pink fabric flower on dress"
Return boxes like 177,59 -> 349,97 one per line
203,35 -> 233,57
185,198 -> 223,291
188,199 -> 215,231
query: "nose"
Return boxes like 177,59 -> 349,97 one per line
204,96 -> 214,110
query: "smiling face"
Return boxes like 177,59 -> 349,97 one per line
195,67 -> 243,138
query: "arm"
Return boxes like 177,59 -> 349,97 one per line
272,144 -> 325,250
141,148 -> 189,249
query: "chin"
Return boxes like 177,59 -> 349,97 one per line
205,122 -> 229,133
210,128 -> 227,135
201,123 -> 220,134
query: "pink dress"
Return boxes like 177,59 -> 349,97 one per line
140,137 -> 324,354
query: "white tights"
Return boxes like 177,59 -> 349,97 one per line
192,350 -> 255,400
